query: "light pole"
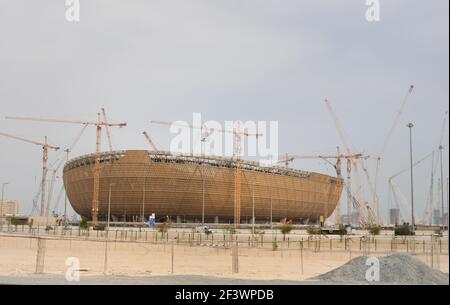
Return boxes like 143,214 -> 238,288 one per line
447,177 -> 449,255
439,145 -> 445,227
104,182 -> 115,275
142,177 -> 146,223
202,169 -> 206,225
252,185 -> 256,235
407,123 -> 415,234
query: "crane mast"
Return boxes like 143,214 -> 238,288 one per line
277,150 -> 370,225
151,119 -> 261,226
0,132 -> 59,216
5,111 -> 126,224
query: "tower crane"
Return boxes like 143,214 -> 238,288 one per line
150,119 -> 262,226
0,132 -> 59,216
143,131 -> 159,151
277,150 -> 371,225
5,111 -> 126,224
46,124 -> 89,217
324,98 -> 378,226
373,85 -> 415,223
101,108 -> 114,152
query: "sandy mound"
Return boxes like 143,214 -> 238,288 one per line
314,253 -> 449,285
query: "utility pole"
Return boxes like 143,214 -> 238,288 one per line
439,145 -> 445,226
104,182 -> 115,275
142,177 -> 146,223
447,177 -> 449,255
407,123 -> 415,234
202,172 -> 206,225
252,184 -> 255,235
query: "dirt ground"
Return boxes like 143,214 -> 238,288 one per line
0,235 -> 448,282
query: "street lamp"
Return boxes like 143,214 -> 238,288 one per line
107,182 -> 116,230
439,145 -> 445,227
407,123 -> 415,234
104,182 -> 115,275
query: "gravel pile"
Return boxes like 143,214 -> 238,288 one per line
314,253 -> 449,285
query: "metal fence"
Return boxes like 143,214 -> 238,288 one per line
0,227 -> 448,281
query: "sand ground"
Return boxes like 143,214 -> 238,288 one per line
0,234 -> 448,283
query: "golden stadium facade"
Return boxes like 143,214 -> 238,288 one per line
63,150 -> 343,224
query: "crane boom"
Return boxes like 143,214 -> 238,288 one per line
101,108 -> 114,152
380,85 -> 415,156
324,98 -> 381,226
0,132 -> 59,216
324,99 -> 353,155
47,124 -> 89,215
5,116 -> 126,127
151,119 -> 262,226
151,120 -> 261,137
0,132 -> 59,149
5,111 -> 126,224
143,131 -> 159,151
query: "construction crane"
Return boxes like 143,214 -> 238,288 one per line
150,119 -> 262,226
324,98 -> 378,226
143,131 -> 159,151
5,111 -> 126,224
373,85 -> 415,223
101,108 -> 114,152
0,132 -> 59,216
278,150 -> 371,225
46,124 -> 89,217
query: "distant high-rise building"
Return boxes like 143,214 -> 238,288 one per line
352,211 -> 360,227
433,209 -> 441,225
389,208 -> 400,225
0,200 -> 20,216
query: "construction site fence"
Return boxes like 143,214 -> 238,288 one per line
0,224 -> 448,255
0,233 -> 447,281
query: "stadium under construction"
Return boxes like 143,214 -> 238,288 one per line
63,150 -> 343,224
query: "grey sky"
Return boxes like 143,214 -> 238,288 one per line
0,0 -> 448,222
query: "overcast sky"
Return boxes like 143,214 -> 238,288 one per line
0,0 -> 448,222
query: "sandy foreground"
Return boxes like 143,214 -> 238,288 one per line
0,234 -> 448,283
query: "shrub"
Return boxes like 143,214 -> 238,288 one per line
157,221 -> 171,233
394,223 -> 414,236
306,225 -> 321,235
272,241 -> 278,251
223,225 -> 236,234
10,217 -> 28,226
79,218 -> 89,230
368,225 -> 381,236
93,223 -> 106,231
280,224 -> 293,241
